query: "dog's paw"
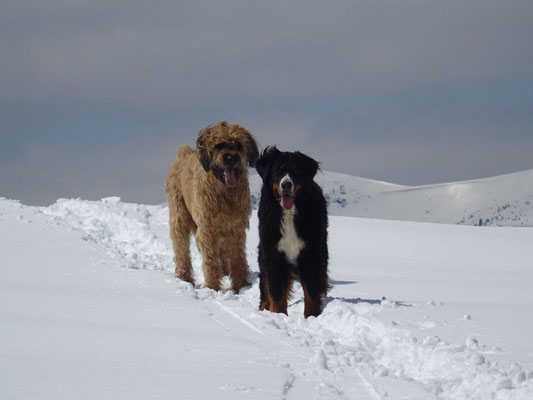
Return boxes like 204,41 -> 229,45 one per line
201,281 -> 221,291
175,272 -> 196,287
231,279 -> 251,294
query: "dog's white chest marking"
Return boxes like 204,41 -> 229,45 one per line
277,209 -> 305,265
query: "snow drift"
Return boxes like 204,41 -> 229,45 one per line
2,195 -> 533,399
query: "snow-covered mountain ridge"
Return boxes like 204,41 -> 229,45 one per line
250,168 -> 533,227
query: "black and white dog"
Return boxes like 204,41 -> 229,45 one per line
256,146 -> 329,318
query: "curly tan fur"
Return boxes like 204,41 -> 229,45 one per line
166,120 -> 259,292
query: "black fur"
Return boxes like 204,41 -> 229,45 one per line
256,146 -> 329,317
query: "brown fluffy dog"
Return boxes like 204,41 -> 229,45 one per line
166,121 -> 259,292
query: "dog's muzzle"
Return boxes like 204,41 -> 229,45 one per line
279,174 -> 294,210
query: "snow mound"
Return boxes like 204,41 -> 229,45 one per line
43,197 -> 174,271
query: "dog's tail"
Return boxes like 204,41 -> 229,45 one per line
177,144 -> 194,160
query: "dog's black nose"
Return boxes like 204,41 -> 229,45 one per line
282,180 -> 293,190
225,155 -> 238,166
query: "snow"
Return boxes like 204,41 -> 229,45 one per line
250,168 -> 533,226
1,191 -> 533,399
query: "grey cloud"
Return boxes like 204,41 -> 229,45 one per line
1,0 -> 532,205
2,1 -> 532,106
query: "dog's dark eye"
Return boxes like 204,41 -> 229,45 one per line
215,143 -> 226,150
278,164 -> 286,172
235,143 -> 242,150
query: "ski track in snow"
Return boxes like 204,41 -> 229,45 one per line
42,197 -> 533,400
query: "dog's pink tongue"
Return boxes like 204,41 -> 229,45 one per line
224,169 -> 237,187
281,195 -> 294,210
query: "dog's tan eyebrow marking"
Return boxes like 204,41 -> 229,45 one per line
273,183 -> 281,197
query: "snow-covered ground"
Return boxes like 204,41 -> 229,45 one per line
251,169 -> 533,226
1,196 -> 532,399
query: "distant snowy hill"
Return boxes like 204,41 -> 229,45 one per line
250,169 -> 533,227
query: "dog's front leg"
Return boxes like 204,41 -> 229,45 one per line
265,253 -> 292,315
298,249 -> 328,318
301,282 -> 323,318
196,229 -> 223,291
258,273 -> 271,311
227,229 -> 250,293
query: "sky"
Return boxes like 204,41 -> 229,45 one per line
1,0 -> 532,205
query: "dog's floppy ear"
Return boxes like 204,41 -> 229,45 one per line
294,151 -> 320,179
196,125 -> 212,172
242,130 -> 259,167
256,146 -> 280,179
